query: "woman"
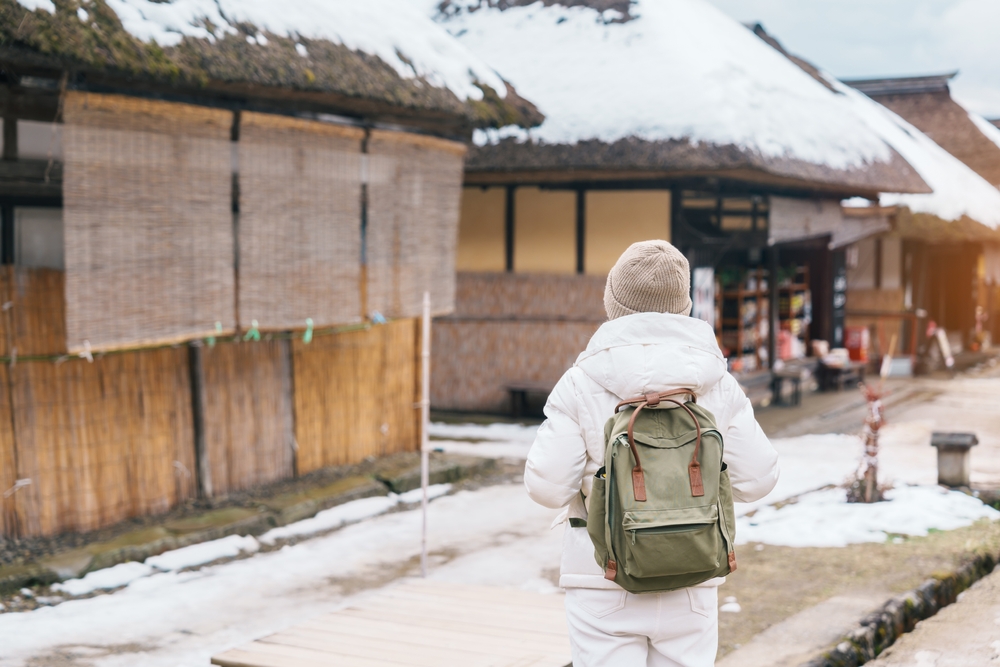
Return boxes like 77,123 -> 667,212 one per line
525,240 -> 780,666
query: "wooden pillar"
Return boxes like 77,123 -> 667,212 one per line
188,343 -> 212,498
575,188 -> 585,275
279,338 -> 298,476
504,185 -> 515,272
2,118 -> 16,162
768,246 -> 779,369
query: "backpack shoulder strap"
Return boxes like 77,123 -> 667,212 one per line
613,389 -> 705,500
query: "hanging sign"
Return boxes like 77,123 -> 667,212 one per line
692,267 -> 715,328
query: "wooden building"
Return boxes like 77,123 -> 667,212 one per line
841,74 -> 1000,355
0,0 -> 538,537
429,2 -> 929,413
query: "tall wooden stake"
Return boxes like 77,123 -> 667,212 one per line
420,291 -> 431,577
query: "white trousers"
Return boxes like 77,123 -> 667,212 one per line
565,586 -> 718,667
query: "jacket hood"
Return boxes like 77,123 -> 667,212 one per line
575,312 -> 727,399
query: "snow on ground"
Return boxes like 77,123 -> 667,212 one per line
17,0 -> 505,102
738,485 -> 1000,548
429,421 -> 539,459
52,562 -> 155,597
432,0 -> 896,170
0,485 -> 560,667
145,535 -> 260,572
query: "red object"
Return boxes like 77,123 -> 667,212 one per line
845,326 -> 870,362
777,330 -> 794,361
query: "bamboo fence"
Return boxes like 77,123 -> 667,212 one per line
293,318 -> 420,475
201,340 -> 295,497
9,348 -> 196,536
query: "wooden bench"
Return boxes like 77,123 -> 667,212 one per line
211,580 -> 572,667
506,382 -> 554,418
771,368 -> 806,406
817,361 -> 866,392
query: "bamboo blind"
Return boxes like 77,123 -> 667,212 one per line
366,131 -> 465,318
201,340 -> 295,496
9,348 -> 196,537
238,113 -> 364,330
293,319 -> 419,475
62,92 -> 236,354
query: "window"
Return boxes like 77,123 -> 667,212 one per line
514,187 -> 575,274
585,190 -> 670,275
15,207 -> 64,270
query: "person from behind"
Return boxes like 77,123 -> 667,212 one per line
524,240 -> 780,666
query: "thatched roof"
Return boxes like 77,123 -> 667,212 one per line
843,73 -> 1000,189
749,25 -> 1000,231
435,0 -> 929,197
0,0 -> 542,134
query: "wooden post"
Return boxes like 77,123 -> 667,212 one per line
575,189 -> 585,275
3,118 -> 17,162
420,291 -> 431,577
505,186 -> 515,273
768,247 -> 779,370
188,343 -> 213,499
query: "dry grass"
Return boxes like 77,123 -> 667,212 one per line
717,519 -> 1000,657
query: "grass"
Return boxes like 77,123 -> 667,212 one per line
717,519 -> 1000,657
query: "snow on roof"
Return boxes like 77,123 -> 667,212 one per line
829,79 -> 1000,228
430,0 -> 901,173
18,0 -> 506,104
969,110 -> 1000,154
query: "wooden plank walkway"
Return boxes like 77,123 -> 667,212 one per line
212,580 -> 572,667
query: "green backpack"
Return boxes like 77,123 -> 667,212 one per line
586,389 -> 737,593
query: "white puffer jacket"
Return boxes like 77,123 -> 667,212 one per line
525,312 -> 780,590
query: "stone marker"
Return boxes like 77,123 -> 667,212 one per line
930,432 -> 978,487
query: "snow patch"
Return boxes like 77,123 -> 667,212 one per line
145,535 -> 260,572
393,483 -> 452,505
52,562 -> 155,597
738,485 -> 1000,548
968,109 -> 1000,154
434,0 -> 895,170
429,421 -> 539,460
16,0 -> 54,13
76,7 -> 88,21
259,496 -> 399,545
98,0 -> 505,102
295,43 -> 309,58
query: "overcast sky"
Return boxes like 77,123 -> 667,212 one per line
706,0 -> 1000,118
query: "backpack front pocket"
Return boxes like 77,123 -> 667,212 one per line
621,505 -> 721,578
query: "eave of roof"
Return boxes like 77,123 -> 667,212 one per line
0,0 -> 543,134
842,72 -> 958,97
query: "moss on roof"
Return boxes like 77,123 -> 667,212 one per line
0,0 -> 542,129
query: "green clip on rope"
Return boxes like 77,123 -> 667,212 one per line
207,321 -> 222,348
303,318 -> 314,344
244,319 -> 261,342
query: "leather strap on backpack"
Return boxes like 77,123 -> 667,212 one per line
615,389 -> 705,501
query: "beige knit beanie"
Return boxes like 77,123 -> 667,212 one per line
604,240 -> 692,320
